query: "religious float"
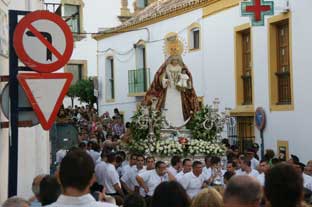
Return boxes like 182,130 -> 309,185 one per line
124,35 -> 229,158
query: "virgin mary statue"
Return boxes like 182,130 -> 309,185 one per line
143,55 -> 199,127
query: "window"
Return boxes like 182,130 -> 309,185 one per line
241,30 -> 252,105
63,4 -> 80,33
276,22 -> 291,105
65,60 -> 87,85
137,0 -> 148,8
129,44 -> 150,95
268,13 -> 293,111
237,116 -> 255,152
105,58 -> 115,100
136,45 -> 146,69
192,28 -> 200,49
188,23 -> 200,51
234,23 -> 253,107
66,64 -> 82,85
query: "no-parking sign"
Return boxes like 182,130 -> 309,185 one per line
13,10 -> 74,73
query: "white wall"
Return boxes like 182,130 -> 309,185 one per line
97,0 -> 312,163
0,0 -> 50,203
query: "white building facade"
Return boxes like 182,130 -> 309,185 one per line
95,0 -> 312,163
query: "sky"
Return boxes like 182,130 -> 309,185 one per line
83,0 -> 135,33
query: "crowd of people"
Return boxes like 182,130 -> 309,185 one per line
2,106 -> 312,207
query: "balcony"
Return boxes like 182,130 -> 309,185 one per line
44,2 -> 86,41
128,68 -> 150,96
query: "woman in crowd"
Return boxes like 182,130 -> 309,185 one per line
151,181 -> 191,207
191,188 -> 223,207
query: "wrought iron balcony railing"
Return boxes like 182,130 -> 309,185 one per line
128,68 -> 150,95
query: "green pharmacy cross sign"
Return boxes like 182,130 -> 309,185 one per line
241,0 -> 274,26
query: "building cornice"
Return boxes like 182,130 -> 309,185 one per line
92,0 -> 214,41
93,0 -> 240,41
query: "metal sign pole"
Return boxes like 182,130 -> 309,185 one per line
260,129 -> 264,160
8,10 -> 30,197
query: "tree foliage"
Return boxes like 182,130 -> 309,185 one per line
68,78 -> 97,105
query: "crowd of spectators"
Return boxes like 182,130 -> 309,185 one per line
2,105 -> 312,207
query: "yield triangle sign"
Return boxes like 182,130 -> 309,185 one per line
17,73 -> 73,130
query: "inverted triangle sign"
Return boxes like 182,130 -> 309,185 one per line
17,73 -> 73,130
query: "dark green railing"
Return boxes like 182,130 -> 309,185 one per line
128,68 -> 150,94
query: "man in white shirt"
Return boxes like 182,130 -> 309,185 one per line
256,160 -> 270,186
46,149 -> 117,207
246,148 -> 259,170
95,152 -> 107,188
134,156 -> 155,197
202,156 -> 212,180
179,161 -> 206,199
136,161 -> 176,197
176,158 -> 192,180
146,156 -> 155,170
102,153 -> 125,201
167,156 -> 182,176
241,158 -> 259,178
121,154 -> 146,194
118,154 -> 137,177
235,155 -> 245,176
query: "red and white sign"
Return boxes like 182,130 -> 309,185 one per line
13,10 -> 74,73
17,73 -> 73,130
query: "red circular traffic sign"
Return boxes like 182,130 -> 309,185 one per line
13,10 -> 74,73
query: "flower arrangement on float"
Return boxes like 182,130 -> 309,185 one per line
127,103 -> 227,157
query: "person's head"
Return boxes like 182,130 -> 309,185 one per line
31,174 -> 45,198
241,157 -> 251,171
59,149 -> 95,193
288,154 -> 300,165
204,156 -> 211,168
192,188 -> 223,207
223,171 -> 235,186
252,143 -> 259,152
264,149 -> 275,160
182,158 -> 192,173
114,108 -> 120,115
117,151 -> 126,161
124,193 -> 146,207
170,156 -> 182,170
155,161 -> 167,176
107,152 -> 117,165
136,154 -> 145,170
192,161 -> 203,176
146,156 -> 155,170
125,122 -> 131,128
129,154 -> 137,166
115,155 -> 123,168
231,145 -> 240,156
39,175 -> 61,206
224,175 -> 262,207
246,148 -> 255,160
210,156 -> 221,168
259,159 -> 270,174
265,162 -> 303,207
151,181 -> 190,207
2,197 -> 30,207
78,142 -> 87,151
226,161 -> 237,173
181,68 -> 187,74
304,161 -> 312,176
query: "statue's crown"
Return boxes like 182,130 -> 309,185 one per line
164,34 -> 184,56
